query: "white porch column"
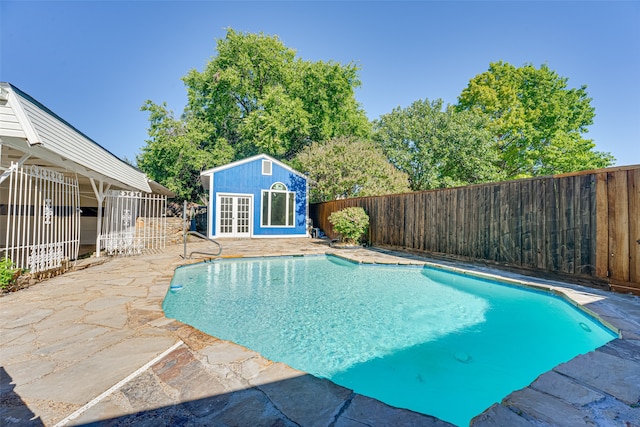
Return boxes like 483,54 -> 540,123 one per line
90,178 -> 110,257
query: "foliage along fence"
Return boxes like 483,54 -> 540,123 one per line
310,165 -> 640,294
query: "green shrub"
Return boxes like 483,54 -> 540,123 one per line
328,207 -> 369,245
0,258 -> 21,289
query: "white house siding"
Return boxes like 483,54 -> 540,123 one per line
0,103 -> 26,139
16,92 -> 152,193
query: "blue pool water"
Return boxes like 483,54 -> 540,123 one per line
162,255 -> 616,426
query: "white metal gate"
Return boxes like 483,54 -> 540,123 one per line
217,194 -> 251,237
2,163 -> 80,273
100,190 -> 167,256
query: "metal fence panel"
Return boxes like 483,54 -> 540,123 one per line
100,190 -> 167,256
3,163 -> 80,273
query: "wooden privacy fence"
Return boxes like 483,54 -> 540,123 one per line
310,165 -> 640,294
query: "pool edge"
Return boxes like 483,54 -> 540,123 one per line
167,248 -> 638,426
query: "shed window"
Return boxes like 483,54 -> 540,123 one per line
262,160 -> 272,175
261,182 -> 295,227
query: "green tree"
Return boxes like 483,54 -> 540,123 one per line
373,99 -> 504,191
138,29 -> 372,201
182,28 -> 371,159
457,61 -> 614,177
137,101 -> 233,202
292,59 -> 372,144
291,137 -> 410,203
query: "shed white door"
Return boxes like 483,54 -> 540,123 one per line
217,194 -> 252,237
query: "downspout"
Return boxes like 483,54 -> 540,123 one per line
306,178 -> 310,237
208,174 -> 215,239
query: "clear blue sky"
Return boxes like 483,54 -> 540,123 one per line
2,1 -> 638,166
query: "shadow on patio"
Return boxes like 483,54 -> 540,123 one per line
1,366 -> 43,426
67,346 -> 451,427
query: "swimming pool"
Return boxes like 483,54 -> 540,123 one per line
163,255 -> 616,426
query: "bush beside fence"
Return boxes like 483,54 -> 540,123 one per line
311,165 -> 640,294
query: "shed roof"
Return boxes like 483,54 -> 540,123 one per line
0,82 -> 172,196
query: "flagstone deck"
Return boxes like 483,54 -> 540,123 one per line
1,238 -> 639,426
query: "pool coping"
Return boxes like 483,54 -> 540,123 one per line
1,239 -> 638,426
176,247 -> 640,425
323,247 -> 640,425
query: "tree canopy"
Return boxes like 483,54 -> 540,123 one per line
457,61 -> 614,177
291,137 -> 410,203
137,101 -> 233,202
182,28 -> 371,159
137,28 -> 371,201
373,99 -> 504,191
138,35 -> 617,204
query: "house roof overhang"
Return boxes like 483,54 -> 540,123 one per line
0,82 -> 173,197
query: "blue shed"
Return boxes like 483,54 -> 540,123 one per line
200,154 -> 309,238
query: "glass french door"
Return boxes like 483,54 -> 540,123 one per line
217,195 -> 251,237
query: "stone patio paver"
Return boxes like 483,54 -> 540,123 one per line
530,371 -> 605,406
468,404 -> 538,427
1,238 -> 639,427
552,350 -> 640,405
502,387 -> 594,426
